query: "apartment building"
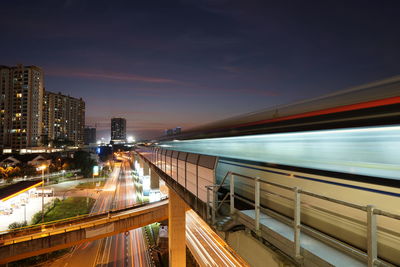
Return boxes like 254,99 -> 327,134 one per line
0,65 -> 44,151
43,91 -> 85,146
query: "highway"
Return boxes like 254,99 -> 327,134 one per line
51,161 -> 152,267
186,210 -> 249,267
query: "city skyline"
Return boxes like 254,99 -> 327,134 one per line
2,1 -> 400,140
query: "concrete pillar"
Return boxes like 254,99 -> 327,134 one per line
169,190 -> 186,267
150,169 -> 160,190
143,163 -> 150,176
139,158 -> 144,169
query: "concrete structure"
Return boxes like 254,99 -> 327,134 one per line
0,65 -> 44,151
111,117 -> 126,143
168,190 -> 187,266
150,169 -> 160,190
0,180 -> 43,215
0,200 -> 168,263
43,91 -> 85,147
84,127 -> 96,145
136,147 -> 397,267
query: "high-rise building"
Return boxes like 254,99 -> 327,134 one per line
111,118 -> 126,143
0,65 -> 44,151
0,67 -> 11,148
43,91 -> 85,146
84,127 -> 96,145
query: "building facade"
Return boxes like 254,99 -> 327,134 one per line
0,65 -> 44,151
111,118 -> 126,143
84,127 -> 96,145
0,67 -> 11,147
43,91 -> 85,147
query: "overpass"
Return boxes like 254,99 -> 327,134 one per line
134,145 -> 400,267
0,200 -> 168,263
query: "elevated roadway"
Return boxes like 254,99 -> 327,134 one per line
0,199 -> 168,264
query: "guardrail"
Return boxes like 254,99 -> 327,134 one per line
206,171 -> 400,267
0,197 -> 168,244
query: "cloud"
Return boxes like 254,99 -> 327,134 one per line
46,68 -> 178,84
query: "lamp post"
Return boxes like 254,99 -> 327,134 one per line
37,165 -> 47,223
22,203 -> 26,224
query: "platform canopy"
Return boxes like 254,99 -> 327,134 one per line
0,180 -> 43,202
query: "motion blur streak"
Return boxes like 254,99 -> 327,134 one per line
186,210 -> 249,267
162,125 -> 400,180
50,161 -> 151,267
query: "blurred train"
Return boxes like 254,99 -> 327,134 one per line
148,76 -> 400,265
159,75 -> 400,140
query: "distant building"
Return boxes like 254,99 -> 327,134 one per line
0,65 -> 44,151
174,127 -> 181,135
111,118 -> 126,143
165,127 -> 182,136
165,129 -> 174,136
0,154 -> 51,168
43,91 -> 85,147
84,127 -> 96,145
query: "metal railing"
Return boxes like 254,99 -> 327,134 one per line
206,171 -> 400,267
0,197 -> 168,244
206,171 -> 233,224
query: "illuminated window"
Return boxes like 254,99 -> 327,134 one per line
15,113 -> 21,117
16,93 -> 22,98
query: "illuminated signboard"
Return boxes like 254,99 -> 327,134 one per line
93,166 -> 99,176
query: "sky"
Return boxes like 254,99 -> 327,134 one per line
1,0 -> 400,140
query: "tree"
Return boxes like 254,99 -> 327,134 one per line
18,164 -> 36,177
0,167 -> 6,179
8,221 -> 28,230
73,151 -> 96,177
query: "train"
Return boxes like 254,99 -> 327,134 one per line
142,76 -> 400,265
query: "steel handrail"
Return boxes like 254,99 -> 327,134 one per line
225,172 -> 399,221
207,170 -> 400,266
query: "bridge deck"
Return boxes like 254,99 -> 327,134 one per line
0,200 -> 168,263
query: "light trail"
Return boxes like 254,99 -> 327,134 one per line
186,210 -> 249,267
162,124 -> 400,180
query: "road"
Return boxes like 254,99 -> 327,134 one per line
50,160 -> 152,267
49,156 -> 248,267
186,210 -> 249,267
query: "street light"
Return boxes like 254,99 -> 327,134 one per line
21,203 -> 26,224
36,165 -> 47,223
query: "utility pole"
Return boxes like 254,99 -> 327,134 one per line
37,165 -> 47,223
41,167 -> 45,223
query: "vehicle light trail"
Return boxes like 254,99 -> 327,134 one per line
186,210 -> 249,267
